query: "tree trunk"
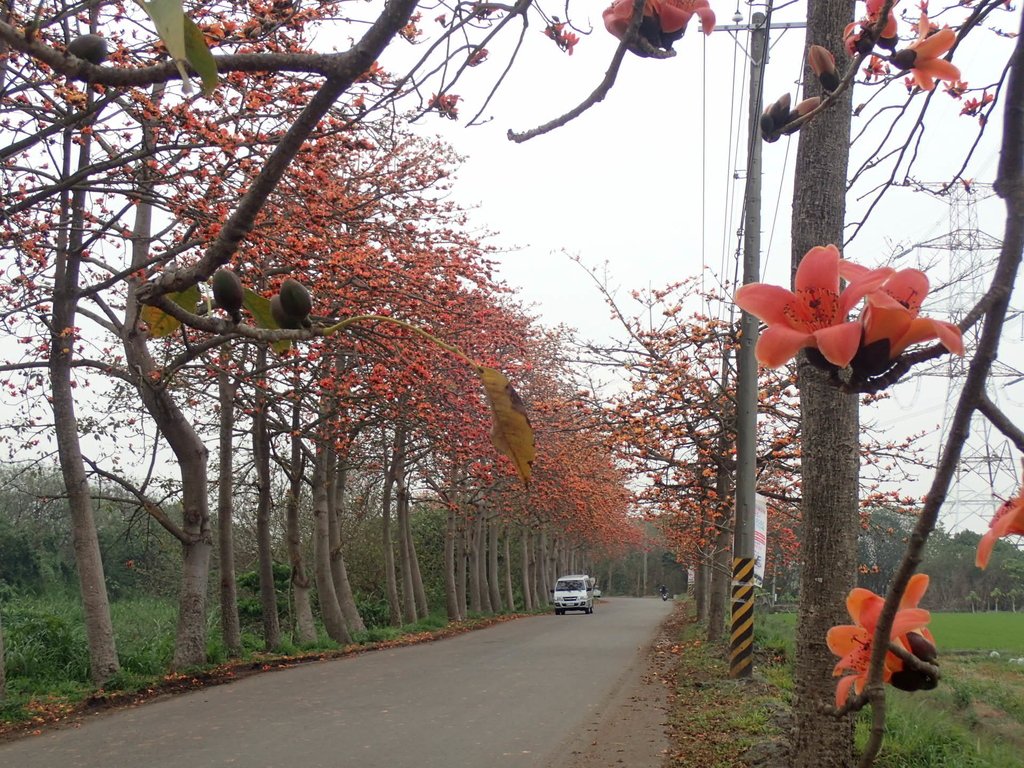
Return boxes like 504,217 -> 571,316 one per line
708,458 -> 734,642
409,512 -> 429,620
469,513 -> 483,613
487,514 -> 503,613
285,405 -> 316,645
216,356 -> 242,657
1,602 -> 6,702
477,515 -> 493,613
50,115 -> 119,686
790,0 -> 858,762
456,519 -> 468,615
503,527 -> 516,613
444,508 -> 463,621
252,350 -> 282,651
520,531 -> 534,611
123,143 -> 211,671
327,450 -> 366,634
382,435 -> 402,627
312,449 -> 350,644
395,449 -> 417,625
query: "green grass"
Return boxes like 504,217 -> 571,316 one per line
748,609 -> 1024,767
929,613 -> 1024,654
1,595 -> 509,731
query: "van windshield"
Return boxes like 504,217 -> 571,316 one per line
556,580 -> 585,591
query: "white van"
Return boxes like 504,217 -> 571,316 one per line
552,574 -> 595,615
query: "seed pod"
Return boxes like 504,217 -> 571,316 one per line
68,33 -> 109,65
808,45 -> 839,92
907,631 -> 938,664
278,278 -> 312,322
211,268 -> 244,323
271,295 -> 304,330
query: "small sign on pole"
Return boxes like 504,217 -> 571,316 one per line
753,495 -> 768,587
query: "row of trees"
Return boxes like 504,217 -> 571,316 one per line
1,0 -> 1022,764
0,0 -> 649,692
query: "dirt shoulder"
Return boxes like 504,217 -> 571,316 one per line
544,601 -> 684,768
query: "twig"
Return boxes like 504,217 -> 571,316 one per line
856,9 -> 1024,766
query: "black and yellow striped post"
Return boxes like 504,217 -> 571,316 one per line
729,556 -> 755,678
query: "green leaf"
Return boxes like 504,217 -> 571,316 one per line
141,284 -> 201,338
183,17 -> 218,96
135,0 -> 193,92
243,287 -> 291,354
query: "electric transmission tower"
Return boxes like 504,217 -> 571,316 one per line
914,183 -> 1021,531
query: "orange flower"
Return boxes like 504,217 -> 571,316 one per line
603,0 -> 714,50
892,13 -> 961,91
733,245 -> 892,368
976,485 -> 1024,569
827,574 -> 933,707
840,264 -> 964,376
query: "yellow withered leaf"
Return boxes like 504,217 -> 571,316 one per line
140,284 -> 201,338
479,366 -> 535,486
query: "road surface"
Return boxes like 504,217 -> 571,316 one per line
0,597 -> 673,768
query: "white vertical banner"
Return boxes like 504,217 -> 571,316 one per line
753,496 -> 768,587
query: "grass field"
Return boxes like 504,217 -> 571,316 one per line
929,612 -> 1024,654
752,610 -> 1024,767
759,611 -> 1024,654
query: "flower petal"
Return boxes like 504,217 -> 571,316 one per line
835,674 -> 858,708
694,5 -> 715,34
914,27 -> 956,59
900,573 -> 929,610
915,58 -> 962,85
827,624 -> 866,656
847,587 -> 883,628
755,325 -> 813,367
839,266 -> 895,316
813,321 -> 863,368
655,0 -> 692,33
891,607 -> 931,636
734,283 -> 799,326
862,304 -> 914,348
795,245 -> 841,295
891,317 -> 963,357
878,269 -> 930,312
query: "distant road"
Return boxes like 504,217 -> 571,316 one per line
0,597 -> 674,768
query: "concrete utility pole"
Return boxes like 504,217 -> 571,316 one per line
728,11 -> 767,679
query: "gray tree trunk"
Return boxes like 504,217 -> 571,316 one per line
1,601 -> 6,702
477,515 -> 493,613
468,514 -> 483,613
520,532 -> 533,611
216,357 -> 242,657
503,528 -> 516,612
456,520 -> 468,614
790,0 -> 858,763
708,459 -> 734,642
395,451 -> 417,624
123,138 -> 211,671
487,514 -> 503,612
327,452 -> 366,633
444,508 -> 463,621
285,406 -> 316,645
252,349 -> 282,650
312,450 -> 350,643
382,435 -> 402,626
49,117 -> 119,686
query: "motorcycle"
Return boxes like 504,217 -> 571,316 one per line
659,586 -> 669,601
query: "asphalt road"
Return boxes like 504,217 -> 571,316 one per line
0,596 -> 673,768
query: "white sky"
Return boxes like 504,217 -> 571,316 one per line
387,0 -> 1024,533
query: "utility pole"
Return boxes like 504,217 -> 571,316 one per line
729,11 -> 767,681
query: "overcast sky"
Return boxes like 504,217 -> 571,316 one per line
388,0 -> 1024,532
